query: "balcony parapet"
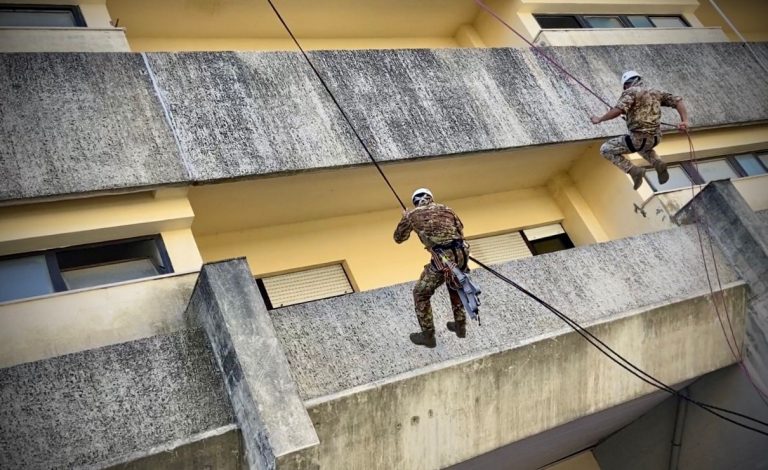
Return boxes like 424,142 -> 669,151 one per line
0,27 -> 129,52
1,42 -> 767,202
534,27 -> 729,47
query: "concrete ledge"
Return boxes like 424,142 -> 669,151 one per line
0,272 -> 198,368
185,259 -> 319,469
2,42 -> 767,201
0,329 -> 234,469
288,283 -> 746,469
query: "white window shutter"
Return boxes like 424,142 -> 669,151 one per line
469,232 -> 532,266
261,264 -> 353,308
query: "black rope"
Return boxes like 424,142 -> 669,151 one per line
470,255 -> 768,436
265,0 -> 407,211
264,0 -> 768,438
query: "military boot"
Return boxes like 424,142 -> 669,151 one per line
409,331 -> 436,348
629,166 -> 646,190
446,321 -> 466,338
654,160 -> 669,185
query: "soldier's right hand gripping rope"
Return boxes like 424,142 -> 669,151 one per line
430,246 -> 482,325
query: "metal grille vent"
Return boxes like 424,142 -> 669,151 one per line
261,264 -> 353,308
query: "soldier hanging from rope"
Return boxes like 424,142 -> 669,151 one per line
394,188 -> 471,348
591,70 -> 690,190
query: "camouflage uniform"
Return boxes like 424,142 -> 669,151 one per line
394,202 -> 468,335
600,85 -> 682,173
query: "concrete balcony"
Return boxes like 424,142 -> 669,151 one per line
0,224 -> 747,469
1,42 -> 767,203
0,27 -> 130,52
533,27 -> 729,47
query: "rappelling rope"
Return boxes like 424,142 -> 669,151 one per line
474,0 -> 768,405
264,0 -> 768,435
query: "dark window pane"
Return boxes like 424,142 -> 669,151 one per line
758,154 -> 768,168
734,154 -> 767,176
530,234 -> 574,256
627,15 -> 654,27
649,16 -> 687,27
584,16 -> 624,28
0,9 -> 78,27
0,256 -> 55,302
535,15 -> 582,29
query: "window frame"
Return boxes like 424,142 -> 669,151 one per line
0,235 -> 172,302
534,14 -> 689,29
644,150 -> 768,192
0,4 -> 87,27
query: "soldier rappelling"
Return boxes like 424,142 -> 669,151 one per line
591,70 -> 690,190
394,188 -> 479,348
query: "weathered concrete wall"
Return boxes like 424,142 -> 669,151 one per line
0,28 -> 130,52
271,225 -> 739,400
0,53 -> 187,201
185,259 -> 318,469
0,329 -> 234,469
282,285 -> 746,469
676,181 -> 768,394
1,42 -> 767,201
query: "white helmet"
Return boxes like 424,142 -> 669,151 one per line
621,70 -> 641,86
411,187 -> 433,206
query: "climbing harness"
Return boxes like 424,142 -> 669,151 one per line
428,242 -> 482,324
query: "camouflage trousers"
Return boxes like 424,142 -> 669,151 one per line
600,132 -> 663,173
413,247 -> 468,334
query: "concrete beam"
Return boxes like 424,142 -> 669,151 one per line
2,42 -> 767,202
185,259 -> 319,469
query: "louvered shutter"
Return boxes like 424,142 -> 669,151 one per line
469,232 -> 532,265
261,264 -> 353,308
522,224 -> 565,241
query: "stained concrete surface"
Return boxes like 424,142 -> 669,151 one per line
0,328 -> 234,469
2,43 -> 767,201
0,53 -> 187,201
270,225 -> 738,400
185,259 -> 318,469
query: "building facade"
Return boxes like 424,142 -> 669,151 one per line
1,0 -> 767,469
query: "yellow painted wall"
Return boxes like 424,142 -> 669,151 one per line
196,187 -> 564,291
571,125 -> 768,240
0,188 -> 202,274
129,36 -> 461,52
546,450 -> 601,470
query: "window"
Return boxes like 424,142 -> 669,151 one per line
646,166 -> 693,191
522,224 -> 575,256
534,14 -> 689,29
584,16 -> 624,28
696,159 -> 739,182
734,154 -> 768,176
469,224 -> 574,266
256,263 -> 354,309
0,236 -> 172,303
644,150 -> 768,192
648,16 -> 688,28
0,5 -> 86,27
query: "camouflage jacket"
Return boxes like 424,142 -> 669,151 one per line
615,85 -> 682,134
394,202 -> 465,249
